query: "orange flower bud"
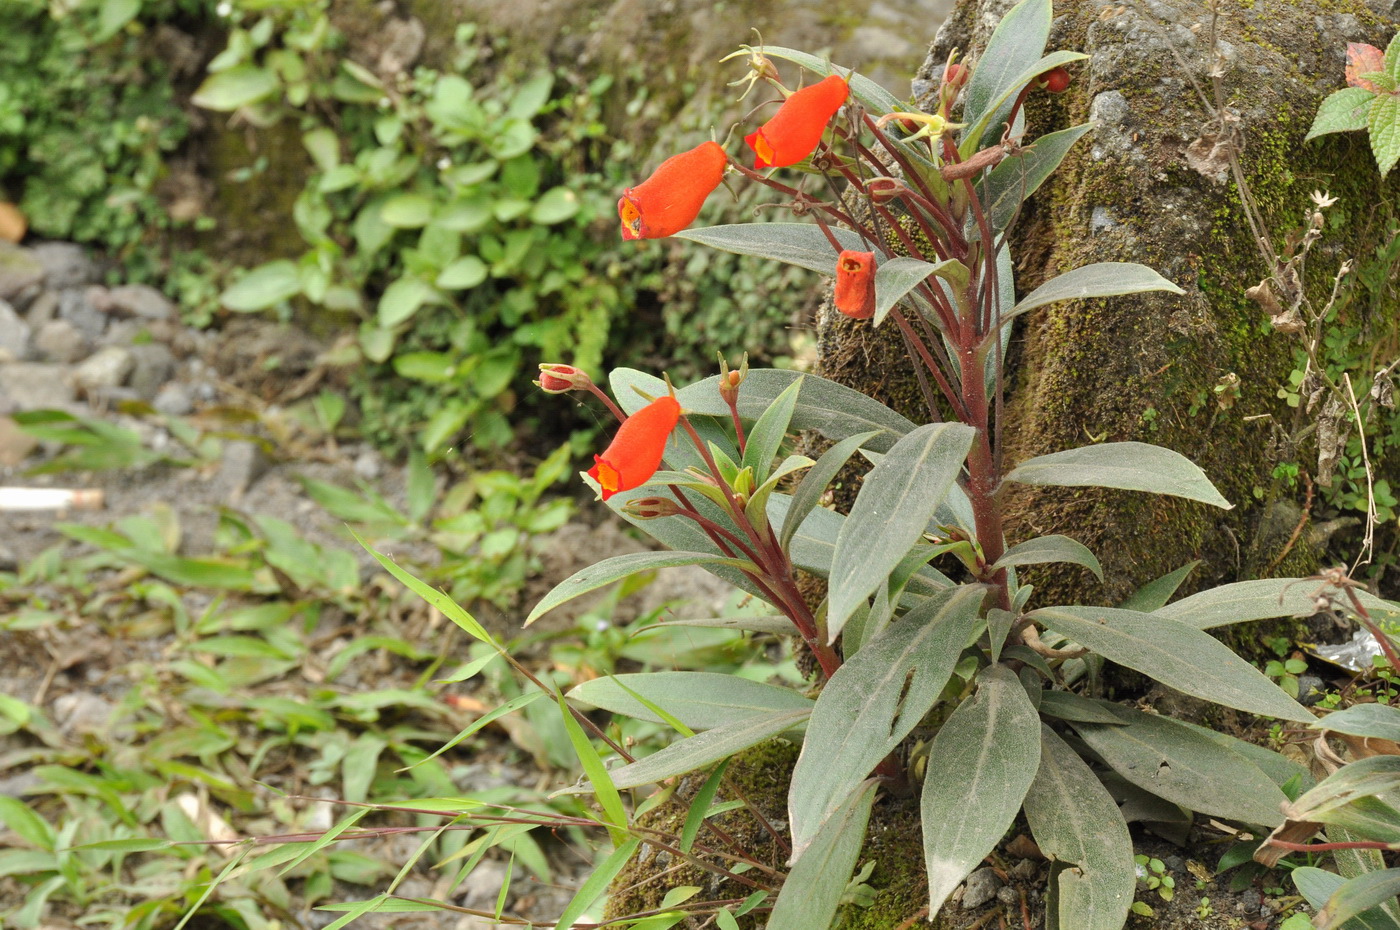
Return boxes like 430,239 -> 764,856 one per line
943,62 -> 969,91
536,363 -> 591,394
1036,67 -> 1071,94
618,141 -> 728,240
587,395 -> 682,500
623,496 -> 683,519
745,74 -> 849,169
834,250 -> 876,320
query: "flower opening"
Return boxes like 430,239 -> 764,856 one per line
834,250 -> 876,320
745,74 -> 849,169
618,141 -> 728,240
587,395 -> 682,500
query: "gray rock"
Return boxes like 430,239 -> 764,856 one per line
52,692 -> 118,737
353,449 -> 382,480
24,290 -> 58,326
56,287 -> 107,340
1297,673 -> 1326,705
1237,888 -> 1262,914
962,867 -> 1003,910
0,363 -> 76,413
996,886 -> 1020,909
456,858 -> 509,910
0,300 -> 30,360
127,342 -> 175,401
33,319 -> 90,364
107,284 -> 175,321
153,382 -> 194,417
216,440 -> 269,502
29,242 -> 96,289
0,244 -> 45,301
0,415 -> 36,466
74,345 -> 134,392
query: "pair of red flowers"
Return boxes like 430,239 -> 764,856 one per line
618,74 -> 849,240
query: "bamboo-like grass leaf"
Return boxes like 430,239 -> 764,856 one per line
828,423 -> 976,639
1005,441 -> 1229,509
789,586 -> 986,857
1069,710 -> 1290,827
607,710 -> 809,789
1030,605 -> 1312,722
567,672 -> 814,730
992,534 -> 1103,581
1024,726 -> 1135,930
526,552 -> 753,626
922,666 -> 1040,918
1004,262 -> 1184,322
767,781 -> 877,930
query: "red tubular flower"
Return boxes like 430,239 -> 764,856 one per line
834,250 -> 876,320
587,395 -> 682,500
618,141 -> 728,240
745,74 -> 850,169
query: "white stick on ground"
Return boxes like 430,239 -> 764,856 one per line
0,487 -> 105,511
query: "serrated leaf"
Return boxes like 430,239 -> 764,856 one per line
872,256 -> 967,326
923,666 -> 1040,918
673,224 -> 867,275
1025,726 -> 1135,930
1155,577 -> 1400,628
566,672 -> 814,731
779,429 -> 884,551
767,781 -> 877,930
607,709 -> 809,789
1069,708 -> 1290,826
526,552 -> 752,626
1369,93 -> 1400,178
192,64 -> 278,110
790,586 -> 986,856
1005,263 -> 1184,323
1307,87 -> 1376,141
1005,441 -> 1231,509
828,423 -> 976,639
1034,604 -> 1312,722
221,260 -> 303,311
980,123 -> 1094,232
993,534 -> 1103,581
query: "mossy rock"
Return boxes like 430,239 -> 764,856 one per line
820,0 -> 1400,608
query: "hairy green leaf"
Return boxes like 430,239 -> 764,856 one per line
923,666 -> 1040,918
1006,264 -> 1185,322
1306,87 -> 1375,141
1370,92 -> 1400,179
768,781 -> 877,930
1118,561 -> 1199,612
1154,577 -> 1400,628
780,429 -> 884,550
742,377 -> 804,484
980,123 -> 1094,232
873,256 -> 967,326
962,0 -> 1050,146
526,552 -> 753,626
993,534 -> 1103,581
567,672 -> 814,730
674,224 -> 866,275
1005,441 -> 1231,509
607,710 -> 809,789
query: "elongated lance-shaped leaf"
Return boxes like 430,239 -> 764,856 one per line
993,534 -> 1103,581
741,376 -> 803,483
1330,824 -> 1400,927
923,666 -> 1041,918
550,838 -> 642,930
1118,560 -> 1199,612
1317,868 -> 1400,930
525,551 -> 753,626
789,586 -> 986,857
355,531 -> 496,646
780,429 -> 884,550
1024,726 -> 1135,930
768,780 -> 877,930
979,123 -> 1094,233
1036,690 -> 1130,725
674,224 -> 867,275
962,0 -> 1050,147
1030,605 -> 1312,722
1313,703 -> 1400,742
872,257 -> 968,327
1005,262 -> 1185,322
1005,441 -> 1231,509
566,672 -> 814,731
555,693 -> 628,844
607,709 -> 810,789
1293,867 -> 1400,930
1283,756 -> 1400,829
828,423 -> 976,640
1155,577 -> 1400,628
1069,708 -> 1290,827
963,50 -> 1089,154
673,367 -> 917,452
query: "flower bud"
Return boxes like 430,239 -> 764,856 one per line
536,363 -> 592,394
1036,67 -> 1071,93
866,177 -> 907,203
943,62 -> 969,91
623,496 -> 683,519
717,353 -> 749,406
